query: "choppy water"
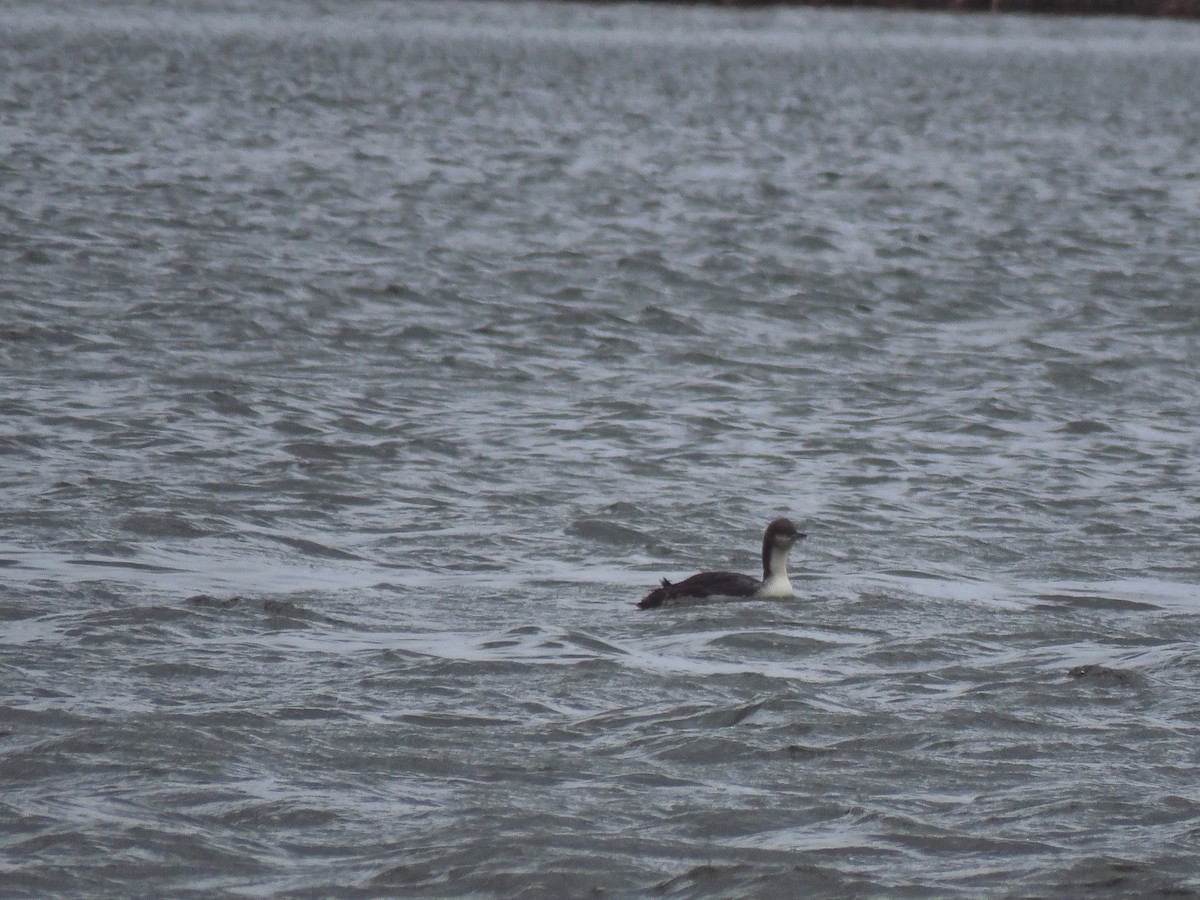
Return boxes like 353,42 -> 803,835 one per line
4,0 -> 1200,895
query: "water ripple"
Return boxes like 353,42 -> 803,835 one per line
3,0 -> 1200,895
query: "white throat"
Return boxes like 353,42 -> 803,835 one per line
756,545 -> 794,598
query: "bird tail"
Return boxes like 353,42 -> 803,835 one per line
636,578 -> 672,610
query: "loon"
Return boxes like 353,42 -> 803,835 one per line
637,518 -> 806,610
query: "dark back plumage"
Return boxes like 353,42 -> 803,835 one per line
636,571 -> 760,609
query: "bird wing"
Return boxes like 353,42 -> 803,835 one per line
636,571 -> 759,609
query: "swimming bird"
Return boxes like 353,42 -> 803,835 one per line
636,517 -> 806,610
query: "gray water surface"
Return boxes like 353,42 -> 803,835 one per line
3,1 -> 1200,895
